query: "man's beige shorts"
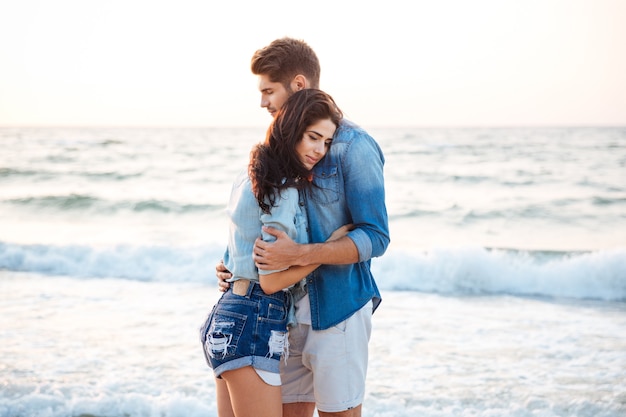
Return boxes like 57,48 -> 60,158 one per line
280,301 -> 373,413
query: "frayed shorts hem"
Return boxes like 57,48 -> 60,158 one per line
213,355 -> 280,380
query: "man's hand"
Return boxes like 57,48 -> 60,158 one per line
253,226 -> 301,271
253,224 -> 355,271
215,260 -> 232,292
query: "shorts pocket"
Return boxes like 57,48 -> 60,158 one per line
203,308 -> 247,360
261,301 -> 287,323
199,304 -> 217,344
332,319 -> 347,333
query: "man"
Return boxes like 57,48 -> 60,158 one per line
217,37 -> 389,417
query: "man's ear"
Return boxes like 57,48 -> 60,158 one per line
291,74 -> 308,91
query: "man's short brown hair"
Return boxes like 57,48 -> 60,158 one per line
251,37 -> 321,89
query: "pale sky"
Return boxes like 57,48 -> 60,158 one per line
1,0 -> 625,128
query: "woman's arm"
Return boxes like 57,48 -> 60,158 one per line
259,264 -> 319,294
258,224 -> 353,294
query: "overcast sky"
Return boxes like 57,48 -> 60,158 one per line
1,0 -> 625,128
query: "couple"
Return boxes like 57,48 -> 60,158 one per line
199,38 -> 390,417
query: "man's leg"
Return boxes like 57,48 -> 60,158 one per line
283,402 -> 316,417
318,404 -> 362,417
305,302 -> 373,416
281,323 -> 316,416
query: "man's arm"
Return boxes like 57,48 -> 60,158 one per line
253,226 -> 358,271
217,250 -> 330,292
222,224 -> 354,287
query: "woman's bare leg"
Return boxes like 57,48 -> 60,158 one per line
215,377 -> 235,417
222,366 -> 282,417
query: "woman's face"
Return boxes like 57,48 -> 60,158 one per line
295,118 -> 336,170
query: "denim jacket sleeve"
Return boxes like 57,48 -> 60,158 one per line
341,125 -> 390,262
258,187 -> 299,275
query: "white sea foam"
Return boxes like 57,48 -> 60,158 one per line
1,274 -> 625,417
1,241 -> 624,301
373,245 -> 626,301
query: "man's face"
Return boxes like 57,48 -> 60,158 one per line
257,74 -> 292,118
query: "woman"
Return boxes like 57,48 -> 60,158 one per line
199,89 -> 347,417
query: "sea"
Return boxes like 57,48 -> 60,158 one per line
1,125 -> 625,417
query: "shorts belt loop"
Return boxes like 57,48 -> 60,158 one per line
245,280 -> 254,297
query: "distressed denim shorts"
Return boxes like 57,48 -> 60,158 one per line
199,281 -> 290,383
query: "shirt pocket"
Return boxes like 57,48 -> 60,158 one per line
310,164 -> 340,205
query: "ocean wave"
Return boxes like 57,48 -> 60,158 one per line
373,246 -> 626,301
0,167 -> 143,180
0,242 -> 221,283
1,241 -> 624,302
3,194 -> 221,214
0,168 -> 41,178
593,196 -> 626,206
460,204 -> 580,222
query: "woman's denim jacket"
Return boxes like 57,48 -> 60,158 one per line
304,120 -> 390,330
223,171 -> 307,282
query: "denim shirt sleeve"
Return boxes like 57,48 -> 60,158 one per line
342,127 -> 390,262
258,187 -> 299,275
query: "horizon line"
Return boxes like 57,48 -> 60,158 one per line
1,123 -> 625,130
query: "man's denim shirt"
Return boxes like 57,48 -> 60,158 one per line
304,120 -> 390,330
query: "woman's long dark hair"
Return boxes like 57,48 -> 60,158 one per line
250,89 -> 343,214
